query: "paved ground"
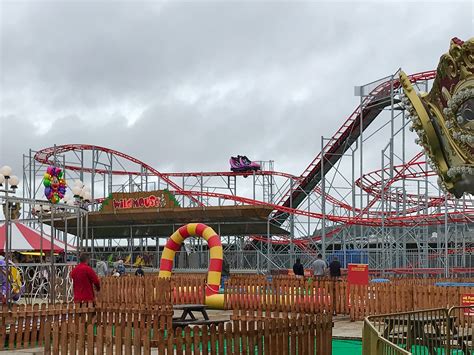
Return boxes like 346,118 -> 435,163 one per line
203,309 -> 234,319
333,315 -> 363,339
0,349 -> 43,355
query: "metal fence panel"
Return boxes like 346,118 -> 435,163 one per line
365,306 -> 474,354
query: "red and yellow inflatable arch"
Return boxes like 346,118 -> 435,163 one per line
158,223 -> 224,308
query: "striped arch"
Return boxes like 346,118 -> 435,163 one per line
158,223 -> 223,296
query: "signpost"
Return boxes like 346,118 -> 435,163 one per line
347,263 -> 369,316
348,263 -> 369,285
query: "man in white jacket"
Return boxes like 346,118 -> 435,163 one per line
96,260 -> 108,277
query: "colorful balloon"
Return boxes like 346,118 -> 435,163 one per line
43,166 -> 67,204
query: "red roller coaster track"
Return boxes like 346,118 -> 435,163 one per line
33,70 -> 474,243
272,70 -> 438,224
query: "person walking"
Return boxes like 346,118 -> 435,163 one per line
135,265 -> 144,277
70,253 -> 100,303
116,259 -> 126,275
328,256 -> 342,316
96,260 -> 108,277
292,258 -> 305,277
329,257 -> 342,278
312,254 -> 327,277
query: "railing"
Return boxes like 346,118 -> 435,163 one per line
363,306 -> 474,354
363,315 -> 410,354
88,248 -> 474,274
16,263 -> 74,303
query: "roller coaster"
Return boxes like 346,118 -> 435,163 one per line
22,68 -> 474,273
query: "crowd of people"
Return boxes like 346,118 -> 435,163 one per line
95,258 -> 143,277
292,254 -> 342,278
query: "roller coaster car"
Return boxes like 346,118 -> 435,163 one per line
229,156 -> 261,172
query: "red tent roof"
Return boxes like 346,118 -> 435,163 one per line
0,222 -> 76,252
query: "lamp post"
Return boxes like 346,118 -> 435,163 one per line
71,180 -> 91,209
0,165 -> 20,306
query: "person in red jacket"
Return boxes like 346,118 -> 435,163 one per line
70,253 -> 100,303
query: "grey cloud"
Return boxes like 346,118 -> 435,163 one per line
1,1 -> 473,183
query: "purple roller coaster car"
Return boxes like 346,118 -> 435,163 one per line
229,155 -> 261,172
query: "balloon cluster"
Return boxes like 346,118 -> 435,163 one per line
43,166 -> 67,204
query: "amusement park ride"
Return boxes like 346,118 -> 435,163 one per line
229,156 -> 261,172
12,37 -> 474,276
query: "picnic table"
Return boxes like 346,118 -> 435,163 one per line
172,304 -> 227,329
173,304 -> 210,322
382,314 -> 470,354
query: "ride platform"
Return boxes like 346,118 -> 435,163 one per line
51,205 -> 288,238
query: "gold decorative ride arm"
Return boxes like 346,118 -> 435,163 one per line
400,37 -> 474,197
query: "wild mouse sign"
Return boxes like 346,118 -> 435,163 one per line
347,264 -> 369,285
99,190 -> 180,212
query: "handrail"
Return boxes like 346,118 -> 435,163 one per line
363,315 -> 411,354
363,306 -> 474,354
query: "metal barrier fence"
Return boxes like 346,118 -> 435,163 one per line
363,306 -> 474,354
174,250 -> 474,274
16,263 -> 73,303
88,249 -> 474,275
363,318 -> 410,355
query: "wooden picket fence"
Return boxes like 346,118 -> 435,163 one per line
171,274 -> 207,305
42,309 -> 332,354
98,275 -> 206,306
0,303 -> 95,351
224,275 -> 333,313
222,275 -> 474,320
97,276 -> 172,306
348,283 -> 474,320
94,303 -> 173,330
94,274 -> 474,322
46,320 -> 151,354
231,308 -> 333,354
0,302 -> 174,352
268,275 -> 348,314
0,291 -> 333,354
383,277 -> 474,285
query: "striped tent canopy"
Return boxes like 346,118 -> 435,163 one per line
0,222 -> 76,252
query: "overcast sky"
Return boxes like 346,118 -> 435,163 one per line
1,0 -> 473,181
